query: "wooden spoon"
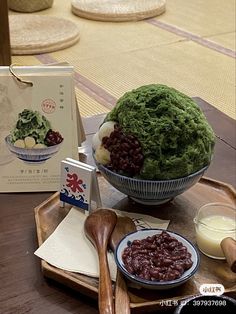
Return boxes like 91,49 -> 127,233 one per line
84,208 -> 117,314
109,216 -> 136,314
221,237 -> 236,273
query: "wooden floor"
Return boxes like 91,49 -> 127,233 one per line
10,0 -> 236,119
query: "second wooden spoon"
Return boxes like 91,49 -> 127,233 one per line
109,216 -> 136,314
221,237 -> 236,273
84,208 -> 117,314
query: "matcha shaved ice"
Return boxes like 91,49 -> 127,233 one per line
104,84 -> 215,180
11,109 -> 51,144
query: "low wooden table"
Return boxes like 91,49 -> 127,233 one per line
0,98 -> 235,313
0,0 -> 11,65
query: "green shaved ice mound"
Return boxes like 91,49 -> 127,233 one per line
105,84 -> 215,180
10,109 -> 51,144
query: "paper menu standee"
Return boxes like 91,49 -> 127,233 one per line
60,159 -> 102,213
0,65 -> 82,192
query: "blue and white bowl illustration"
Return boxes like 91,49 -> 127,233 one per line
5,135 -> 63,164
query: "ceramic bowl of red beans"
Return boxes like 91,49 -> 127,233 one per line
115,229 -> 200,290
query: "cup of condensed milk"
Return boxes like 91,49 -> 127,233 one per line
194,203 -> 236,259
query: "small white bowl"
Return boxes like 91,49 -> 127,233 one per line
5,135 -> 63,164
115,229 -> 200,290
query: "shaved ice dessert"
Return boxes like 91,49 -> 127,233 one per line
9,109 -> 63,149
93,84 -> 215,180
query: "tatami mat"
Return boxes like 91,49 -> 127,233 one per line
11,0 -> 235,119
72,41 -> 235,117
157,0 -> 235,37
207,32 -> 235,51
50,21 -> 181,61
75,89 -> 109,117
11,55 -> 42,65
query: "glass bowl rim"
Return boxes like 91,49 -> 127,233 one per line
194,202 -> 236,232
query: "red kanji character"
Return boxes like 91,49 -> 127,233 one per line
66,173 -> 83,193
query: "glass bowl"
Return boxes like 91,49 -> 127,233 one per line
193,202 -> 236,259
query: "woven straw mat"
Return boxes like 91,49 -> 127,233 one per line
9,15 -> 80,55
71,0 -> 166,22
8,0 -> 53,13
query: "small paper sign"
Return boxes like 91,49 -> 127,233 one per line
60,159 -> 101,212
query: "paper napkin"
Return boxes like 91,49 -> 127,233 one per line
34,208 -> 170,281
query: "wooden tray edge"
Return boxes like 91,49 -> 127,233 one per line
34,192 -> 60,246
200,176 -> 236,201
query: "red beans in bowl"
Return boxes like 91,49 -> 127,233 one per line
122,231 -> 193,282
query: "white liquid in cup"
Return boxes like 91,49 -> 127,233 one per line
195,215 -> 236,259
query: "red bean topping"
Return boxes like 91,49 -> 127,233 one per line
101,125 -> 144,177
132,240 -> 141,246
122,231 -> 193,282
162,258 -> 174,266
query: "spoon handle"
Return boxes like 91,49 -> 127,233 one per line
115,270 -> 130,314
98,249 -> 115,314
221,237 -> 236,273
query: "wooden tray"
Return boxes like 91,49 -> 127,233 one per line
34,176 -> 236,312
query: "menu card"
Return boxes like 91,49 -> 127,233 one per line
0,65 -> 83,192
